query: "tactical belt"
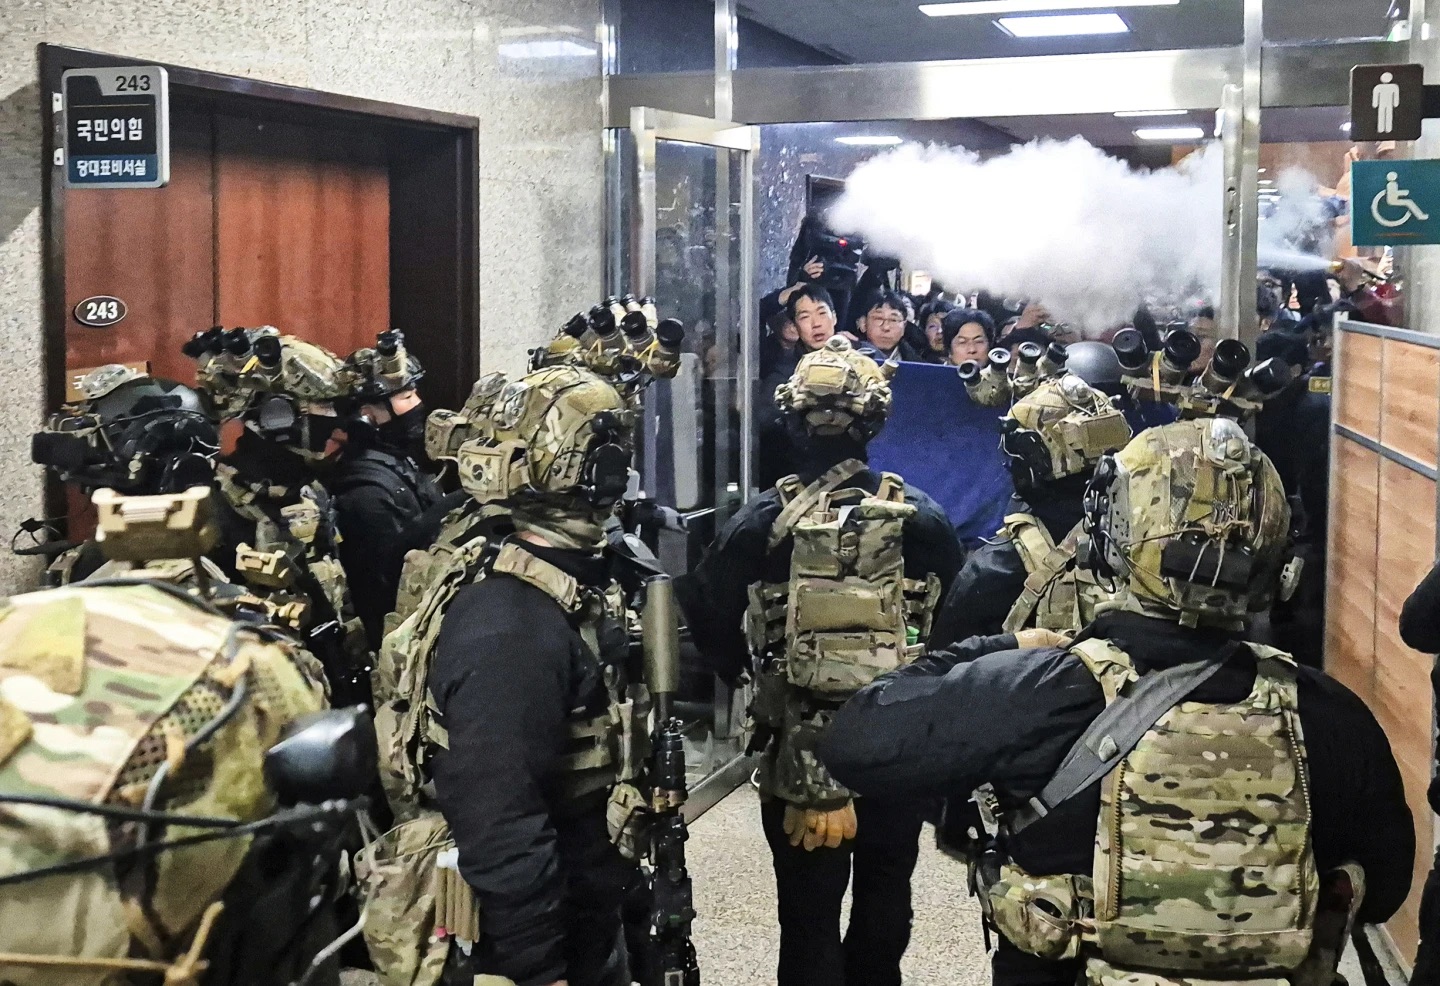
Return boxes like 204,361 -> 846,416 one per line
1006,650 -> 1233,835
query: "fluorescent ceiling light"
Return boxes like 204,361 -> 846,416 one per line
497,39 -> 596,58
1133,125 -> 1207,141
922,0 -> 1174,15
1259,178 -> 1274,184
1113,109 -> 1188,118
997,12 -> 1129,36
836,135 -> 904,146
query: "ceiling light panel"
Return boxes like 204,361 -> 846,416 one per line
1133,125 -> 1207,141
996,12 -> 1130,36
922,0 -> 1175,15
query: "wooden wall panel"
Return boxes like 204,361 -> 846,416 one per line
215,116 -> 389,360
1381,339 -> 1440,470
1336,331 -> 1383,440
1374,458 -> 1437,964
62,107 -> 214,387
1326,438 -> 1381,699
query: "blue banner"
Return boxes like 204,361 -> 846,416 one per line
867,362 -> 1015,544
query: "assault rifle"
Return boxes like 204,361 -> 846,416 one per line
640,574 -> 700,986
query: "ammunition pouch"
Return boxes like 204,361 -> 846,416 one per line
355,812 -> 472,986
606,781 -> 651,861
986,862 -> 1093,963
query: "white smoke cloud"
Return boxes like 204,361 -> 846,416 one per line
828,138 -> 1330,334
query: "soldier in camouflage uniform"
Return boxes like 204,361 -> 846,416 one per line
363,361 -> 650,986
676,335 -> 961,986
930,356 -> 1132,650
822,417 -> 1414,986
0,484 -> 372,986
23,365 -> 220,586
183,326 -> 369,705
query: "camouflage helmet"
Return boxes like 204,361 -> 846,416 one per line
1084,417 -> 1291,629
31,367 -> 219,495
1002,374 -> 1132,489
0,579 -> 352,985
184,327 -> 349,459
774,335 -> 896,441
422,372 -> 509,465
344,329 -> 425,403
456,363 -> 632,510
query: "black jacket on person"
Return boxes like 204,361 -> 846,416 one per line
428,539 -> 634,986
675,458 -> 963,685
1255,376 -> 1331,545
329,442 -> 443,650
928,482 -> 1088,651
820,610 -> 1415,986
211,430 -> 322,582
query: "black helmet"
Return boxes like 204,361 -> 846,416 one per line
32,368 -> 219,494
1063,341 -> 1124,392
344,329 -> 425,402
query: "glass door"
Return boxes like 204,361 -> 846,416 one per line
609,107 -> 758,810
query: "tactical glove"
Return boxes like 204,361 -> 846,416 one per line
1014,628 -> 1072,650
782,799 -> 858,851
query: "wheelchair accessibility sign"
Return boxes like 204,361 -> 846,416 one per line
1352,160 -> 1440,245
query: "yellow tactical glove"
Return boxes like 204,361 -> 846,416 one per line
782,800 -> 858,851
1014,628 -> 1072,650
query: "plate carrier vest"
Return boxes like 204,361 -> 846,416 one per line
985,639 -> 1318,986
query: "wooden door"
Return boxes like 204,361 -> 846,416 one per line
62,105 -> 215,388
214,115 -> 391,359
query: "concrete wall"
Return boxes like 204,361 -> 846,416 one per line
0,0 -> 605,592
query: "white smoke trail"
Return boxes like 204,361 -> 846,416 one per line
828,138 -> 1331,333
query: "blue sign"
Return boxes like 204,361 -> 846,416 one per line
62,67 -> 169,189
1350,159 -> 1440,246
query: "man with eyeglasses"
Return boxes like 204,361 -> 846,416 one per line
855,290 -> 920,364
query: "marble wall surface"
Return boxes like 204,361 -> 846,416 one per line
0,0 -> 605,591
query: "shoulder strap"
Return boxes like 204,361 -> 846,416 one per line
767,458 -> 868,551
490,541 -> 584,614
1001,515 -> 1069,633
1006,642 -> 1238,836
874,472 -> 906,504
1003,513 -> 1057,574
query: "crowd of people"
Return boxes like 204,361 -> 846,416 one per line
0,242 -> 1432,986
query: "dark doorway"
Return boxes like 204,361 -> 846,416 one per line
40,43 -> 479,523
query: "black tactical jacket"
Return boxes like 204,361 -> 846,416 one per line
329,444 -> 443,649
428,540 -> 633,986
675,463 -> 963,684
821,610 -> 1415,983
928,485 -> 1086,651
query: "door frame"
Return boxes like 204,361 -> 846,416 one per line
38,42 -> 480,515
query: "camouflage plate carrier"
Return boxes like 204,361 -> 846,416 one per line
357,536 -> 648,986
214,463 -> 366,653
986,638 -> 1319,986
1001,515 -> 1119,635
0,582 -> 326,986
746,459 -> 941,809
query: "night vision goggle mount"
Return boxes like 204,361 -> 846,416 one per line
1112,328 -> 1291,420
958,340 -> 1069,409
534,294 -> 687,401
